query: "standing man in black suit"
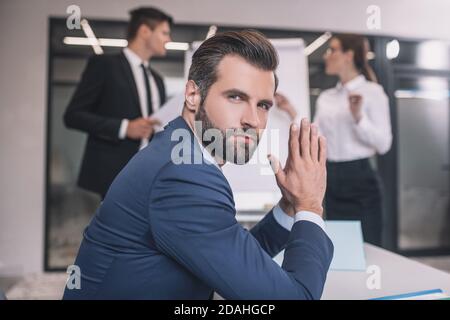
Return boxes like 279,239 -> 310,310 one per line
64,7 -> 173,199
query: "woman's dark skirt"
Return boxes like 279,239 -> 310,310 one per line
325,158 -> 384,246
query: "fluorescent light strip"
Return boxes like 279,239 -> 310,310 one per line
165,42 -> 189,51
63,37 -> 189,51
98,38 -> 128,47
63,37 -> 92,45
304,32 -> 332,56
63,37 -> 127,47
80,19 -> 103,55
206,25 -> 218,40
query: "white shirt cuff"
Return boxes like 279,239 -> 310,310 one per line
272,204 -> 327,235
294,210 -> 327,235
272,204 -> 294,230
119,119 -> 129,139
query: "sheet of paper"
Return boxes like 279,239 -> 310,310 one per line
151,93 -> 184,132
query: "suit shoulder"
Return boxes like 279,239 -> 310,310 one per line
83,54 -> 115,73
153,160 -> 234,206
87,53 -> 122,65
158,160 -> 227,187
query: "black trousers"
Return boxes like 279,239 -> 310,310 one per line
325,158 -> 384,246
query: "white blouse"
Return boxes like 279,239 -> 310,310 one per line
313,75 -> 392,162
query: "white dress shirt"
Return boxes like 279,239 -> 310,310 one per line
120,47 -> 161,149
313,74 -> 392,162
194,131 -> 327,234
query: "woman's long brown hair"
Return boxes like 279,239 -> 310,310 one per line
333,34 -> 378,83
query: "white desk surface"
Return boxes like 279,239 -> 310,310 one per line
322,243 -> 450,300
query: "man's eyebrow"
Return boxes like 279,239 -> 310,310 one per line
223,88 -> 251,99
259,98 -> 274,107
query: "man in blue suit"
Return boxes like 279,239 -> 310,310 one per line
63,30 -> 333,300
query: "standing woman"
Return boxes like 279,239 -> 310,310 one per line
275,34 -> 392,246
316,34 -> 392,245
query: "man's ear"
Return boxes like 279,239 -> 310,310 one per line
138,24 -> 152,39
184,80 -> 201,113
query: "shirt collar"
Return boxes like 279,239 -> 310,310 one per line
123,47 -> 149,68
336,74 -> 366,92
192,130 -> 221,170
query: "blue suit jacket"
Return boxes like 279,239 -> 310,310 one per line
63,116 -> 333,300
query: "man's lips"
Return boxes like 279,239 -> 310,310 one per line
234,135 -> 256,143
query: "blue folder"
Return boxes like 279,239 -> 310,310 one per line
325,220 -> 366,271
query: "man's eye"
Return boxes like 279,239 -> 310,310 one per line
229,95 -> 242,101
258,103 -> 271,110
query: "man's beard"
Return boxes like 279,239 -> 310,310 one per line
194,104 -> 260,165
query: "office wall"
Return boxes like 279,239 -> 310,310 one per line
1,0 -> 449,276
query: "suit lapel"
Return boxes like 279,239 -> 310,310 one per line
149,68 -> 166,107
119,52 -> 141,115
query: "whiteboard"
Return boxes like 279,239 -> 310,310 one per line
154,38 -> 310,211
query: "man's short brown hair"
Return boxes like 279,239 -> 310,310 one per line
188,30 -> 279,105
127,7 -> 173,41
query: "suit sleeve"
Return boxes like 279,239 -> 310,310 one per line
250,211 -> 290,258
63,55 -> 122,142
148,163 -> 334,299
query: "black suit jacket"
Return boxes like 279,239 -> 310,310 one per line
64,52 -> 166,197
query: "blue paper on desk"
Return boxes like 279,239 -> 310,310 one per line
325,220 -> 366,271
272,220 -> 366,271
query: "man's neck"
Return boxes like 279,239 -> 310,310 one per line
182,111 -> 226,168
127,41 -> 152,63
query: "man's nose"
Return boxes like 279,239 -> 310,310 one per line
241,104 -> 259,129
